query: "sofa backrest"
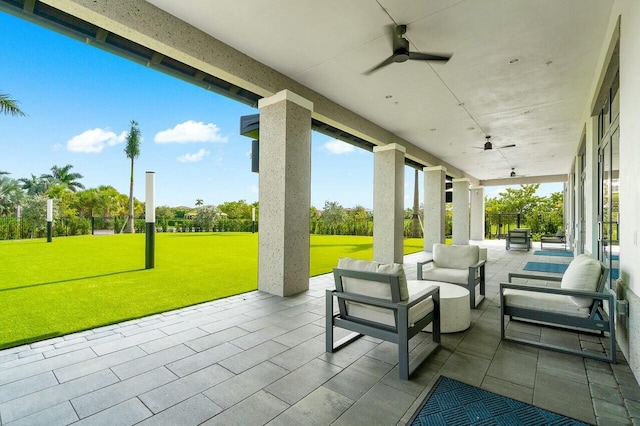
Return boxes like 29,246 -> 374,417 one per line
560,254 -> 604,307
432,244 -> 479,270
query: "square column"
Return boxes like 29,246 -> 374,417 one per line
258,90 -> 313,296
469,186 -> 485,241
452,178 -> 470,245
423,166 -> 447,251
373,144 -> 405,264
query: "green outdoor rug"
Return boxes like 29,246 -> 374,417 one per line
409,376 -> 589,425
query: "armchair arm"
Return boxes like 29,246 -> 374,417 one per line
416,258 -> 434,280
499,283 -> 613,300
470,259 -> 486,269
400,285 -> 439,309
508,272 -> 562,283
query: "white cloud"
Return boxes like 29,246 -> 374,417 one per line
154,120 -> 228,144
67,129 -> 126,153
323,139 -> 354,154
177,148 -> 210,163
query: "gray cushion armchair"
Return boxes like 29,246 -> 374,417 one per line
326,258 -> 440,380
500,254 -> 615,363
417,244 -> 486,309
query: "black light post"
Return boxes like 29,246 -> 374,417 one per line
145,171 -> 155,269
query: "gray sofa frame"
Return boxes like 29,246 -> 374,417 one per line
417,258 -> 486,309
326,268 -> 440,380
499,264 -> 615,363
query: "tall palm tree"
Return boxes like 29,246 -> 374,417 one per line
0,92 -> 26,117
19,174 -> 48,195
41,164 -> 85,192
124,120 -> 141,233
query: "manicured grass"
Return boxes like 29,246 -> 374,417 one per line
0,233 -> 423,349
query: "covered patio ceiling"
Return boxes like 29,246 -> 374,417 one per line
146,0 -> 613,185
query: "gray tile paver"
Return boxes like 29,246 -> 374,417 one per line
166,342 -> 243,377
265,358 -> 343,405
71,397 -> 152,426
138,327 -> 207,354
70,366 -> 177,418
0,369 -> 119,423
204,361 -> 289,409
3,401 -> 78,426
138,364 -> 234,414
136,394 -> 222,426
0,371 -> 58,404
110,344 -> 195,380
184,326 -> 249,352
91,329 -> 167,356
0,348 -> 96,386
53,346 -> 146,383
219,340 -> 289,374
201,390 -> 289,426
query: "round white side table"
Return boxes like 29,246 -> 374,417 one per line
408,280 -> 471,333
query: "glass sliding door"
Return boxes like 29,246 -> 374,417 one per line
597,71 -> 620,287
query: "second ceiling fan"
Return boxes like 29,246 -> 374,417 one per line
476,136 -> 516,151
364,25 -> 451,75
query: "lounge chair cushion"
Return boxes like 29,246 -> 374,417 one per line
421,266 -> 469,285
560,254 -> 602,307
337,258 -> 431,327
432,244 -> 479,270
503,289 -> 591,317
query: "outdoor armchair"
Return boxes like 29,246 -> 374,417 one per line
500,254 -> 615,363
417,244 -> 486,308
326,258 -> 440,380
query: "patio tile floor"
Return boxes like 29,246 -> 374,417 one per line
0,240 -> 638,425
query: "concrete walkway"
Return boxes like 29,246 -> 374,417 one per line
0,241 -> 638,425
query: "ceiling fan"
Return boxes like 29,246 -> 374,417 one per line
364,25 -> 451,75
475,135 -> 516,151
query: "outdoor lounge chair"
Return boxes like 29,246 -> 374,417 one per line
500,254 -> 615,363
326,258 -> 440,380
416,244 -> 486,308
540,229 -> 567,250
506,228 -> 531,251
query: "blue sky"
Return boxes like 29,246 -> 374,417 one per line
0,12 -> 561,209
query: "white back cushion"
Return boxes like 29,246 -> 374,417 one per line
560,254 -> 602,307
337,258 -> 408,301
433,244 -> 479,269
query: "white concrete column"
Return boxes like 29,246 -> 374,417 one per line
469,186 -> 485,241
373,143 -> 405,264
258,90 -> 313,296
423,166 -> 447,251
452,178 -> 470,245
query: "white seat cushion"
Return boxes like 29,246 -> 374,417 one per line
504,289 -> 591,317
560,254 -> 602,307
421,265 -> 468,285
432,244 -> 479,269
337,258 -> 432,327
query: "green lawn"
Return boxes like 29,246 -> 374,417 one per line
0,233 -> 423,349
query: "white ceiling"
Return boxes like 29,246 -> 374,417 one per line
145,0 -> 613,182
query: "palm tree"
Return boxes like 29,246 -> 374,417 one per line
41,164 -> 85,192
0,92 -> 26,117
19,174 -> 48,195
0,176 -> 23,215
124,120 -> 141,233
195,199 -> 204,206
